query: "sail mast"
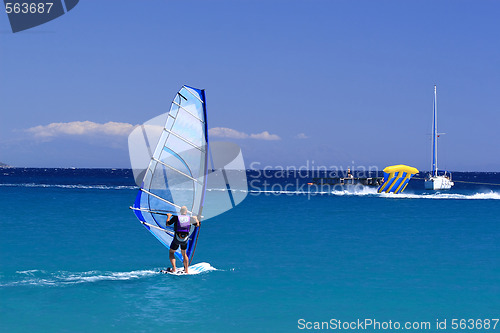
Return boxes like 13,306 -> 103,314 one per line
432,85 -> 438,177
186,87 -> 208,265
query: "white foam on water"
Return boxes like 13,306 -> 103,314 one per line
248,186 -> 500,200
380,190 -> 500,200
1,269 -> 160,287
2,265 -> 222,286
0,183 -> 137,190
249,190 -> 316,195
60,269 -> 159,284
326,186 -> 500,200
330,187 -> 379,196
2,183 -> 498,200
248,186 -> 377,196
15,269 -> 46,275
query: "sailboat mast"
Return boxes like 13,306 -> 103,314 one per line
432,85 -> 438,177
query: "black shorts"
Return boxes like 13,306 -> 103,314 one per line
170,235 -> 188,251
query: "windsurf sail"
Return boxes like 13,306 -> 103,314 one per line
130,85 -> 208,264
377,165 -> 418,194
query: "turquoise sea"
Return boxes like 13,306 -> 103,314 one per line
1,169 -> 499,332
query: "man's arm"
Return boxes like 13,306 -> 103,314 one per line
192,216 -> 200,227
166,213 -> 173,226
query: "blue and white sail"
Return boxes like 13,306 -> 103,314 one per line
130,86 -> 208,263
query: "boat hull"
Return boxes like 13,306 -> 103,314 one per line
424,176 -> 454,190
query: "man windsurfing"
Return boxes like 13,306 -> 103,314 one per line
166,206 -> 200,274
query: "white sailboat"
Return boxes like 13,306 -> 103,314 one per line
424,85 -> 454,190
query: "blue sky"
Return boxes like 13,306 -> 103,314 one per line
1,0 -> 499,170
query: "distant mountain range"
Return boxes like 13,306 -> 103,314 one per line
0,162 -> 10,167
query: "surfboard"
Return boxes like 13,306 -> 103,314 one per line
161,262 -> 214,275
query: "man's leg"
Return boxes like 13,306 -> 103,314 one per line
181,249 -> 189,274
169,249 -> 177,272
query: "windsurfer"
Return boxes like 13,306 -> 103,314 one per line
166,206 -> 200,274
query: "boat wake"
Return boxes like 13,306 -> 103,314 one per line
331,187 -> 500,200
380,191 -> 500,200
248,186 -> 500,200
